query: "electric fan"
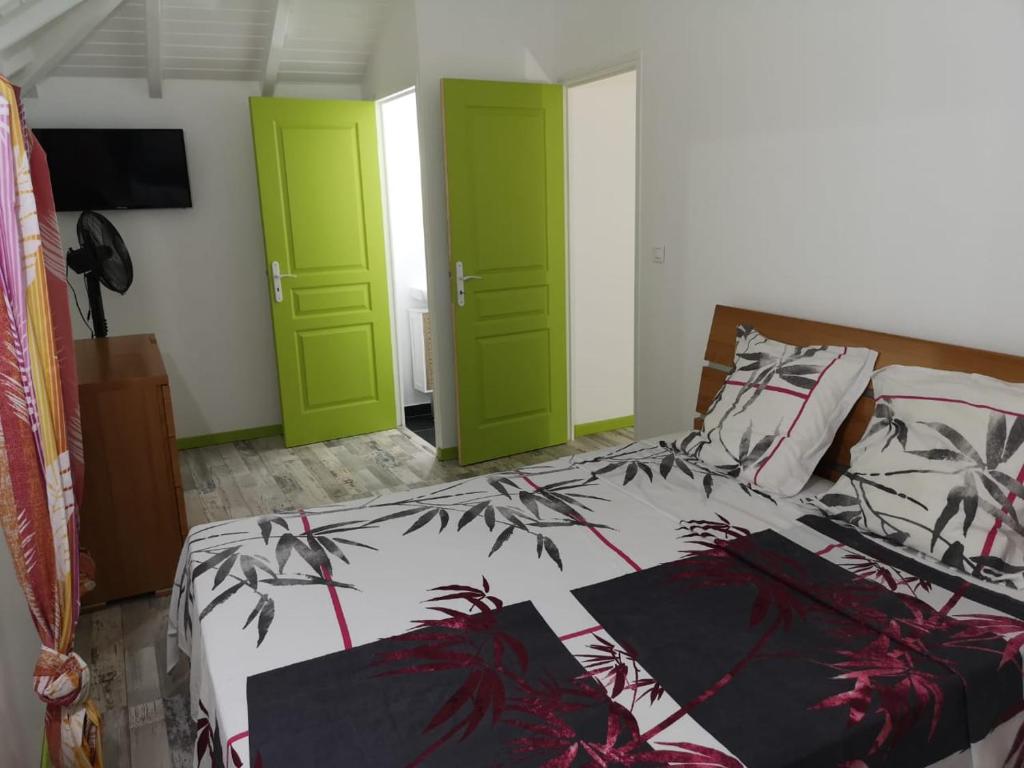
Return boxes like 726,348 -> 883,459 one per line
66,211 -> 133,338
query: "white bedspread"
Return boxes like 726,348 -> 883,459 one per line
169,433 -> 1024,768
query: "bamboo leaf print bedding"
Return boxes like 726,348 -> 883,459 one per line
696,326 -> 877,496
169,432 -> 1024,768
811,365 -> 1024,589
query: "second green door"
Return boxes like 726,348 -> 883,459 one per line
442,79 -> 568,465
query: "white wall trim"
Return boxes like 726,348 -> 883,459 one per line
376,95 -> 405,427
377,85 -> 416,106
562,53 -> 642,89
631,54 -> 644,436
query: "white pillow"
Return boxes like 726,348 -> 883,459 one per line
811,365 -> 1024,587
695,325 -> 877,497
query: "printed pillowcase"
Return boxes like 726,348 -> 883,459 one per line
696,326 -> 877,497
811,366 -> 1024,587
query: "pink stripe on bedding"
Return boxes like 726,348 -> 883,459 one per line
300,512 -> 353,650
227,731 -> 248,748
518,473 -> 642,572
880,394 -> 1024,420
559,625 -> 603,642
753,347 -> 849,486
981,462 -> 1024,558
723,379 -> 809,399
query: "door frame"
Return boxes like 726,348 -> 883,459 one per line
376,85 -> 433,436
562,56 -> 644,441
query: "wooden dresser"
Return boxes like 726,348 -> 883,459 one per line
76,334 -> 187,606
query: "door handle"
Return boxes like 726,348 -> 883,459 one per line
271,261 -> 296,303
455,261 -> 483,307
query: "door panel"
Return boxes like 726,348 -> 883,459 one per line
478,330 -> 551,421
442,80 -> 567,464
251,98 -> 396,447
281,127 -> 370,271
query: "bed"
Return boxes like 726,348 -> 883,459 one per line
169,305 -> 1024,767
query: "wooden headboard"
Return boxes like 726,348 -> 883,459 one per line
696,305 -> 1024,479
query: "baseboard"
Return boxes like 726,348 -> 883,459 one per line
435,445 -> 458,461
177,424 -> 283,451
574,415 -> 635,438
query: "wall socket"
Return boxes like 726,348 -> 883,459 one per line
652,245 -> 666,264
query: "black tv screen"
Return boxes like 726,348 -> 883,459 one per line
33,128 -> 192,212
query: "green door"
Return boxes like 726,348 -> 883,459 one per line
442,79 -> 568,465
250,97 -> 397,447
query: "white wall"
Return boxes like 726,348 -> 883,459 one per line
380,91 -> 430,410
0,540 -> 42,766
568,70 -> 636,427
370,0 -> 1024,448
24,77 -> 362,439
554,0 -> 1024,438
363,0 -> 419,101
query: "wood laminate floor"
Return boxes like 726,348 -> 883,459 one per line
75,426 -> 634,767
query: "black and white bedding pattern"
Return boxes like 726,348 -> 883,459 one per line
696,326 -> 877,496
169,433 -> 1024,768
810,365 -> 1024,590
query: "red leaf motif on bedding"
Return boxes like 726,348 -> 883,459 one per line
812,632 -> 946,753
677,515 -> 751,553
645,742 -> 745,767
577,634 -> 665,710
646,526 -> 1016,756
375,579 -> 745,767
949,614 -> 1024,668
671,532 -> 817,631
195,698 -> 224,767
373,578 -> 522,757
842,552 -> 932,596
508,678 -> 741,767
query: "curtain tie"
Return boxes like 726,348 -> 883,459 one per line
33,646 -> 90,707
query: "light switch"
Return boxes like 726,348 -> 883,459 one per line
652,245 -> 666,264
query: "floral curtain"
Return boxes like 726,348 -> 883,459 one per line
0,77 -> 100,767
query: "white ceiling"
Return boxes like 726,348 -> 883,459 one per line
0,0 -> 395,95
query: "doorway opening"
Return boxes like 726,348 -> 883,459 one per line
566,68 -> 639,439
379,88 -> 434,446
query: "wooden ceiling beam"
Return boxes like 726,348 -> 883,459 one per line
260,0 -> 293,97
9,0 -> 124,90
0,43 -> 33,76
144,0 -> 160,96
0,0 -> 85,52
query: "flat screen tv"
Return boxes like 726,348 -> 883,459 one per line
34,128 -> 192,212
